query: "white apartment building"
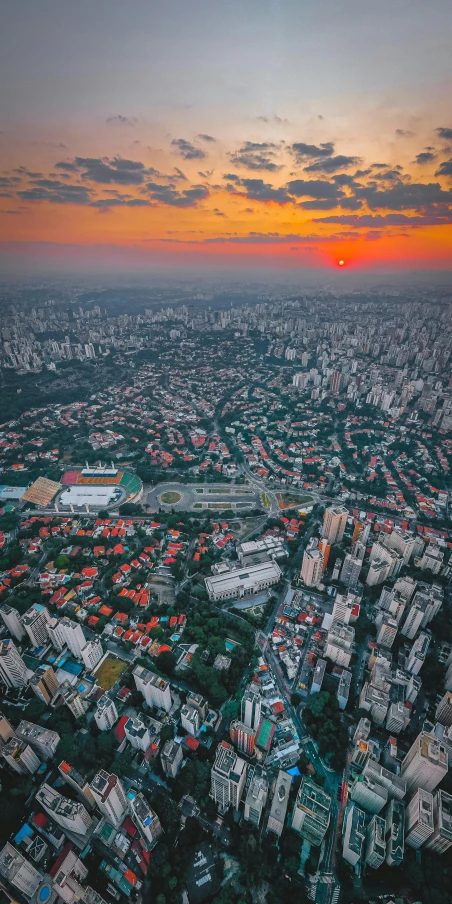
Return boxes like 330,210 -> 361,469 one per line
124,715 -> 151,751
181,703 -> 200,736
1,737 -> 41,775
81,639 -> 103,671
22,604 -> 51,648
128,791 -> 163,849
401,598 -> 428,640
161,740 -> 183,779
322,506 -> 348,545
407,632 -> 430,675
342,805 -> 366,866
59,683 -> 87,720
36,784 -> 93,836
133,665 -> 172,712
0,638 -> 28,688
90,770 -> 128,828
56,617 -> 86,658
350,774 -> 388,814
401,731 -> 448,794
241,687 -> 261,731
0,603 -> 25,641
0,843 -> 43,899
210,742 -> 247,813
405,788 -> 434,848
47,617 -> 66,650
291,778 -> 331,846
365,814 -> 386,868
15,720 -> 60,760
94,695 -> 118,731
425,790 -> 452,854
325,621 -> 354,668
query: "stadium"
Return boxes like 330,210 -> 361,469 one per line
56,465 -> 143,512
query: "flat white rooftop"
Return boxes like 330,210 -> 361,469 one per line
59,486 -> 120,506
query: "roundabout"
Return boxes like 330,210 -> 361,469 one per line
159,490 -> 183,505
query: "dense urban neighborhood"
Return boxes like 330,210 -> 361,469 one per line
0,280 -> 451,904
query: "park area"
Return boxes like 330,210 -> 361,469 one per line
93,655 -> 128,690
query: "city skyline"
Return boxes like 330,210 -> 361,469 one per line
1,0 -> 452,273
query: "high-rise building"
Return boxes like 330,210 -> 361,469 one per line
350,773 -> 388,814
332,593 -> 357,626
376,615 -> 398,650
362,758 -> 406,801
133,665 -> 172,712
340,554 -> 362,590
22,604 -> 51,648
300,546 -> 323,587
241,687 -> 261,730
181,703 -> 201,736
385,702 -> 410,735
29,664 -> 59,704
322,506 -> 348,545
161,740 -> 183,778
124,715 -> 151,751
36,784 -> 93,837
342,805 -> 366,866
58,761 -> 96,809
365,814 -> 386,868
1,737 -> 41,775
436,692 -> 452,727
244,768 -> 268,827
425,790 -> 452,854
90,770 -> 128,827
59,683 -> 87,720
81,639 -> 103,671
401,732 -> 448,794
291,778 -> 331,846
0,603 -> 25,641
229,720 -> 255,756
311,659 -> 326,695
15,720 -> 60,760
128,791 -> 163,849
407,632 -> 430,676
266,770 -> 292,837
210,742 -> 247,813
384,799 -> 405,865
325,621 -> 354,667
405,788 -> 434,848
56,617 -> 86,659
94,695 -> 118,731
0,639 -> 28,688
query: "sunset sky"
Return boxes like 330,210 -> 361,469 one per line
1,0 -> 452,272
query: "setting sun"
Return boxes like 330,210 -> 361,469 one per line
338,260 -> 345,266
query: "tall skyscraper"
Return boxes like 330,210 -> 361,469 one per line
322,506 -> 348,545
241,688 -> 261,731
425,790 -> 452,854
405,788 -> 434,848
300,546 -> 323,587
230,720 -> 255,756
401,732 -> 448,794
291,778 -> 331,845
0,639 -> 28,688
90,771 -> 128,828
0,603 -> 25,641
210,742 -> 247,813
22,604 -> 51,648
